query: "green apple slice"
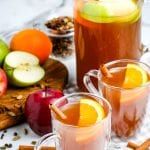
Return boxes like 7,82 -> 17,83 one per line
4,51 -> 39,67
80,0 -> 140,23
13,65 -> 45,87
116,8 -> 140,23
80,1 -> 115,23
3,51 -> 45,87
110,0 -> 140,23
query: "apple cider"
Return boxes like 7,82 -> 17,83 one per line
34,93 -> 111,150
101,63 -> 150,137
74,0 -> 142,91
52,95 -> 111,150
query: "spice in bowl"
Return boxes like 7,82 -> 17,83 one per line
51,37 -> 74,58
45,16 -> 74,58
45,16 -> 74,34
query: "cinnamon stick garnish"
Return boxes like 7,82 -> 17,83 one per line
49,104 -> 67,120
99,64 -> 113,78
19,145 -> 55,150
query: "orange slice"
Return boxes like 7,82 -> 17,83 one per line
76,98 -> 105,143
123,63 -> 148,89
77,98 -> 105,127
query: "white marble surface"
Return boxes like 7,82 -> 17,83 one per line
0,0 -> 150,150
142,3 -> 150,46
0,0 -> 73,31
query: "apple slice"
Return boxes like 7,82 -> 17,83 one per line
3,51 -> 45,87
80,1 -> 115,23
80,0 -> 139,23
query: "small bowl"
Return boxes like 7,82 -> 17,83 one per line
43,13 -> 74,38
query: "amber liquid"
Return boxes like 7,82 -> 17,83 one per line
56,102 -> 107,126
56,103 -> 81,126
74,9 -> 141,91
53,102 -> 110,150
101,67 -> 149,137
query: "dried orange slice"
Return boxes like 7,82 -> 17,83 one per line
77,98 -> 105,127
123,63 -> 148,89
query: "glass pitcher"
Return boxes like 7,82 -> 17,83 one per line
74,0 -> 146,91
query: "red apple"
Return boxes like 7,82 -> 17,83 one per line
25,88 -> 64,136
0,68 -> 8,97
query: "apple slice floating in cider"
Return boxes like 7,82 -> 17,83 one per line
80,0 -> 140,23
3,51 -> 45,87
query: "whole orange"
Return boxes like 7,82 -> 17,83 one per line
10,29 -> 52,64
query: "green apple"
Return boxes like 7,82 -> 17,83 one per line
3,51 -> 45,87
0,39 -> 10,66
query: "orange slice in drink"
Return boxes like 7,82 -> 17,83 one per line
123,63 -> 148,89
77,98 -> 105,127
76,98 -> 105,143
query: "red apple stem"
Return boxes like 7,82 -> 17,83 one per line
49,104 -> 67,120
45,86 -> 49,97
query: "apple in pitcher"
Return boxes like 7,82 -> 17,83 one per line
25,88 -> 65,136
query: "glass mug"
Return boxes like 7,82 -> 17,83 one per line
74,0 -> 146,91
83,59 -> 150,138
34,92 -> 112,150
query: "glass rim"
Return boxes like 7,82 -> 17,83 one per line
51,92 -> 112,129
98,59 -> 150,91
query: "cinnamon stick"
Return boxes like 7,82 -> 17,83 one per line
99,64 -> 113,78
127,141 -> 139,149
49,104 -> 67,120
19,145 -> 55,150
127,138 -> 150,150
136,138 -> 150,150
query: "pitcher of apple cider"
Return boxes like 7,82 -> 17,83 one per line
74,0 -> 144,91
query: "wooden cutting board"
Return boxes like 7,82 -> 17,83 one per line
0,58 -> 68,130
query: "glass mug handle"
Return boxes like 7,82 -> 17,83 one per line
34,133 -> 60,150
83,69 -> 102,96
